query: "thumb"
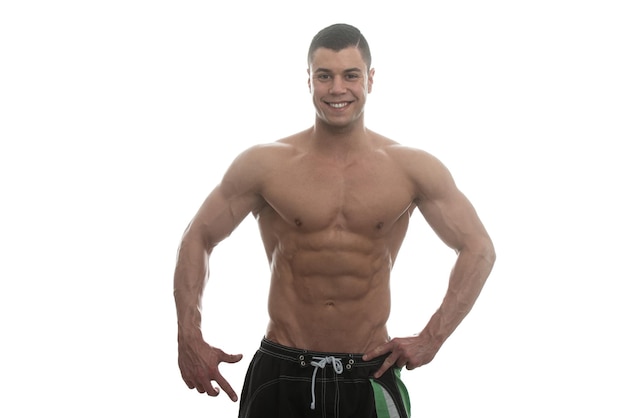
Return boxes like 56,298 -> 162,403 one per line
223,353 -> 244,364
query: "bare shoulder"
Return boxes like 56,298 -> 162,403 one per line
230,139 -> 295,169
227,130 -> 306,170
374,134 -> 456,200
220,133 -> 302,194
370,131 -> 434,162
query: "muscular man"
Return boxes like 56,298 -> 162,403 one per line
174,23 -> 495,417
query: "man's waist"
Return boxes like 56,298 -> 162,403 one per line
263,319 -> 390,355
259,337 -> 386,368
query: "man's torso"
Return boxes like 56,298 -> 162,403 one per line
249,130 -> 420,353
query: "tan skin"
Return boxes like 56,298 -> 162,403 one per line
174,47 -> 496,402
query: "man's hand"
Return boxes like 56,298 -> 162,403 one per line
362,334 -> 441,379
178,338 -> 243,401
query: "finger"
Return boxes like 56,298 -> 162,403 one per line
406,356 -> 429,370
195,373 -> 220,397
215,374 -> 239,402
362,342 -> 392,361
223,353 -> 244,364
205,385 -> 220,397
372,353 -> 398,379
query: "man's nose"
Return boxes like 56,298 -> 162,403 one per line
329,78 -> 347,94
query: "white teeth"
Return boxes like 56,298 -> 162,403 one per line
329,102 -> 348,108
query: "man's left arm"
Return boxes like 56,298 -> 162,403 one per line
364,153 -> 496,377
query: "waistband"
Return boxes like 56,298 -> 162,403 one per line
259,337 -> 385,370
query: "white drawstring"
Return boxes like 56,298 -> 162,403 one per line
310,356 -> 344,410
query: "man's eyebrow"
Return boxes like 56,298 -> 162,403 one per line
313,67 -> 363,74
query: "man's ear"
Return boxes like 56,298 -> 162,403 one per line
368,68 -> 375,93
307,68 -> 311,92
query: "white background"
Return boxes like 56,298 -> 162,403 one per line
1,1 -> 625,416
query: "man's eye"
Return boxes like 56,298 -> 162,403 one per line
346,73 -> 359,80
318,74 -> 331,80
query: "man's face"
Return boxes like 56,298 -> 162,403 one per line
308,47 -> 374,129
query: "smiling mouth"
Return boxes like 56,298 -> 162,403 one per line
325,101 -> 351,109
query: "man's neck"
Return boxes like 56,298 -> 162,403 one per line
310,118 -> 370,154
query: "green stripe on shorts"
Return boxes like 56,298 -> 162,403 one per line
370,368 -> 411,418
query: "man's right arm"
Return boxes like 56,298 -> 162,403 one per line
173,146 -> 269,401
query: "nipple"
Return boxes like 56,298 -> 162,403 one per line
294,218 -> 303,227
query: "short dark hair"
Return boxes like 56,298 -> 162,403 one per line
308,23 -> 372,69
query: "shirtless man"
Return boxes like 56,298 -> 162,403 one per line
174,24 -> 495,417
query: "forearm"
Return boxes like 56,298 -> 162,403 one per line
173,231 -> 212,341
421,239 -> 496,346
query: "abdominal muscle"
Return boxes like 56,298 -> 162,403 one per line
264,229 -> 394,354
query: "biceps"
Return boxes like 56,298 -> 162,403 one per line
190,185 -> 261,247
417,191 -> 486,251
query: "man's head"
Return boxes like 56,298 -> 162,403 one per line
307,24 -> 375,130
308,24 -> 372,70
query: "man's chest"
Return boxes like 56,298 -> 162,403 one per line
260,157 -> 416,232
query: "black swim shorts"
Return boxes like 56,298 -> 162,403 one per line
238,338 -> 411,418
